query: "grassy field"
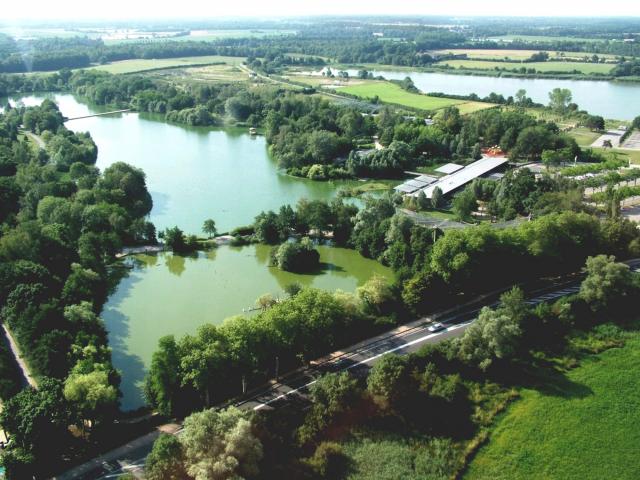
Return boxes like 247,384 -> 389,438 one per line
288,74 -> 367,88
89,55 -> 245,74
466,330 -> 640,480
597,148 -> 640,165
153,63 -> 251,84
338,81 -> 494,114
437,59 -> 614,75
567,127 -> 602,146
432,49 -> 619,62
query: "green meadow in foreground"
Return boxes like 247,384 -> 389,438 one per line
465,330 -> 640,480
338,81 -> 493,114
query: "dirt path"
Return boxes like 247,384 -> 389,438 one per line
21,130 -> 45,149
1,324 -> 37,389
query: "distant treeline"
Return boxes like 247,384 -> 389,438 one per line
1,19 -> 639,75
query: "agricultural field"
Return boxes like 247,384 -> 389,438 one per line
150,63 -> 252,84
466,328 -> 640,480
489,34 -> 606,43
0,26 -> 82,39
88,55 -> 245,74
432,49 -> 619,62
437,59 -> 615,74
337,80 -> 494,114
102,29 -> 296,44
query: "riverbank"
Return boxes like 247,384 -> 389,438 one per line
337,63 -> 640,83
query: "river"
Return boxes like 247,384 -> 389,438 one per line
344,69 -> 640,120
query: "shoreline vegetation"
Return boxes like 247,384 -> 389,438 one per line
336,63 -> 640,83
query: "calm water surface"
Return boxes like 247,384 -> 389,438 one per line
7,94 -> 392,410
344,69 -> 640,120
107,245 -> 391,410
10,93 -> 360,233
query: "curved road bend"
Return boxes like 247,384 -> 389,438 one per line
54,260 -> 640,479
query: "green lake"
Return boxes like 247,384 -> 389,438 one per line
107,245 -> 391,410
9,94 -> 393,410
10,93 -> 363,233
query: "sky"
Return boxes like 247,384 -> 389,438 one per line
1,0 -> 640,21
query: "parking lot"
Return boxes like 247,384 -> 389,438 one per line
622,130 -> 640,150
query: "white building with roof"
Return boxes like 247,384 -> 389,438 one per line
411,156 -> 509,199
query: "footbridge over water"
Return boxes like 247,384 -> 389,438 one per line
64,109 -> 132,121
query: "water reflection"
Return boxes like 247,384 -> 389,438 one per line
164,253 -> 194,276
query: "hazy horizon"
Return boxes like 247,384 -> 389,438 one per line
1,0 -> 639,21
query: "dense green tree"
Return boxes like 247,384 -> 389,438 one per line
95,162 -> 153,218
456,289 -> 526,370
298,372 -> 362,444
417,190 -> 430,210
579,255 -> 636,312
253,211 -> 281,244
367,353 -> 410,408
202,219 -> 217,238
431,186 -> 444,209
356,274 -> 394,315
61,263 -> 104,307
0,378 -> 71,463
161,226 -> 197,253
451,185 -> 477,221
64,368 -> 118,432
145,335 -> 181,416
548,88 -> 573,114
584,115 -> 605,131
180,407 -> 263,480
145,433 -> 189,480
271,238 -> 320,273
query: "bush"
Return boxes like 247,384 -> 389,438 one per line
270,238 -> 320,272
305,442 -> 350,478
230,225 -> 255,237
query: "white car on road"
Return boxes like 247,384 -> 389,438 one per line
428,322 -> 446,333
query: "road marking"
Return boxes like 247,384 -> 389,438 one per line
253,322 -> 470,410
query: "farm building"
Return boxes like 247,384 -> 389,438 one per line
410,156 -> 509,199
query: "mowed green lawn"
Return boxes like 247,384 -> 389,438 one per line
339,81 -> 493,114
438,59 -> 614,74
567,127 -> 602,146
89,55 -> 245,74
465,332 -> 640,480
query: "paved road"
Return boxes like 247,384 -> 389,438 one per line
54,261 -> 640,479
